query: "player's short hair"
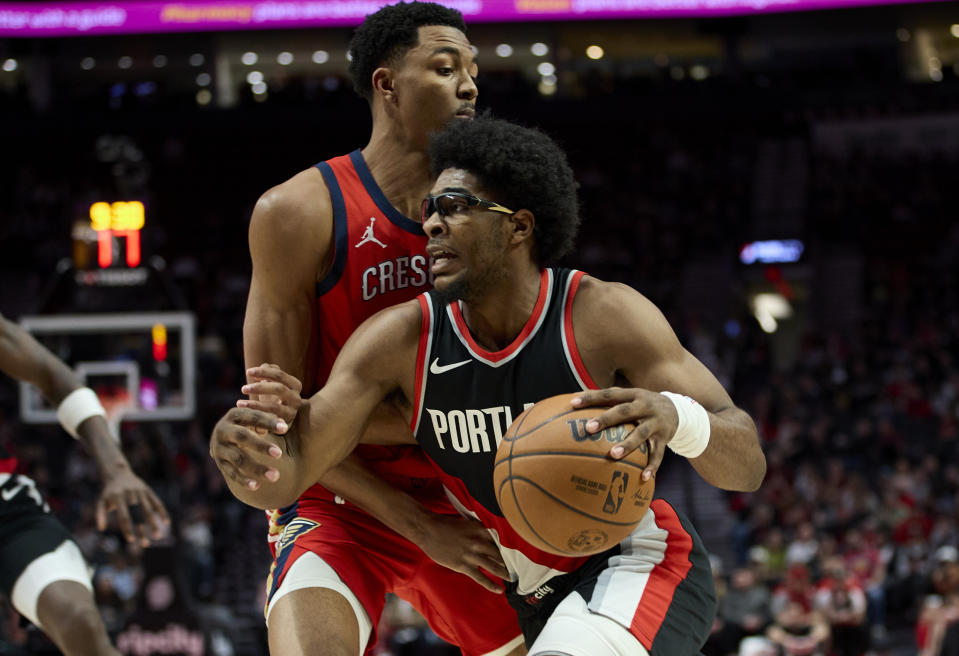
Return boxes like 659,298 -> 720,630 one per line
429,117 -> 580,266
348,1 -> 467,101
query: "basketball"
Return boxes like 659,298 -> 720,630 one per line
493,392 -> 655,557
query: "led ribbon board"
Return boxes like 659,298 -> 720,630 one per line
0,0 -> 942,36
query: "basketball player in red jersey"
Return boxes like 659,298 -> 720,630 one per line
0,314 -> 168,655
208,3 -> 524,655
215,116 -> 767,655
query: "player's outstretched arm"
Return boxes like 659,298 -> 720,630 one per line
0,314 -> 169,545
568,278 -> 766,492
216,301 -> 422,510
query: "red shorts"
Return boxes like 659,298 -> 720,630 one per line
265,446 -> 522,655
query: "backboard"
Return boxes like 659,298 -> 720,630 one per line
18,312 -> 195,424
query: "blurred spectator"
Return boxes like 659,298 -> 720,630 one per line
786,523 -> 820,569
766,600 -> 831,656
841,527 -> 886,638
773,565 -> 816,617
814,557 -> 868,656
886,540 -> 934,628
917,595 -> 959,656
181,503 -> 216,601
707,567 -> 772,656
373,595 -> 458,656
738,635 -> 777,656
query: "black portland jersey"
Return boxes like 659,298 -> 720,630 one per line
411,268 -> 595,513
411,268 -> 605,587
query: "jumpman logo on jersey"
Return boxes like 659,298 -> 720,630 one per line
355,217 -> 387,249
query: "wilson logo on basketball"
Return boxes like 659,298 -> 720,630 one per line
566,420 -> 629,443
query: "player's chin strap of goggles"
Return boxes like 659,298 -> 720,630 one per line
56,387 -> 108,440
660,392 -> 710,459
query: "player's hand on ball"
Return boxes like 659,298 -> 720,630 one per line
570,387 -> 679,481
416,515 -> 509,593
237,363 -> 305,426
210,405 -> 289,491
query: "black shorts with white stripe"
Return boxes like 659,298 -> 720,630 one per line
0,474 -> 74,596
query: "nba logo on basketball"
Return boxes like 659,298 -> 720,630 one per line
602,471 -> 628,514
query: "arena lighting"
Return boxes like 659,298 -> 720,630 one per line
118,55 -> 132,68
1,58 -> 15,72
277,51 -> 293,65
80,57 -> 95,70
152,54 -> 167,67
537,62 -> 555,76
195,72 -> 210,86
241,51 -> 257,65
246,70 -> 263,84
586,45 -> 604,60
195,88 -> 212,105
739,239 -> 804,265
495,44 -> 513,58
537,80 -> 557,96
751,293 -> 792,334
188,53 -> 204,66
531,43 -> 549,56
311,50 -> 328,64
951,24 -> 959,38
690,64 -> 709,80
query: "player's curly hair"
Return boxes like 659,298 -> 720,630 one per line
429,117 -> 580,266
348,1 -> 467,101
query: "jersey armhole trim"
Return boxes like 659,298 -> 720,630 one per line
562,270 -> 599,390
315,161 -> 349,297
410,294 -> 433,435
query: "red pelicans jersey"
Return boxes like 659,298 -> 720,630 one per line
278,149 -> 440,526
306,150 -> 431,391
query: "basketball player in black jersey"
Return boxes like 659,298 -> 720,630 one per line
0,314 -> 168,655
217,117 -> 766,655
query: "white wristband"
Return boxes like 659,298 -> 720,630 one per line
661,392 -> 711,458
56,387 -> 107,440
